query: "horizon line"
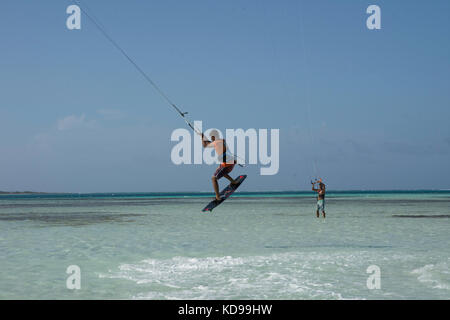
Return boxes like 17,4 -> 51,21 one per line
1,189 -> 450,195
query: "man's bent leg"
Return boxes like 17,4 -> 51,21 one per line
223,174 -> 238,185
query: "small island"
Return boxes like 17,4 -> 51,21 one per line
0,191 -> 48,195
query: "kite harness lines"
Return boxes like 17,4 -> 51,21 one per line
297,1 -> 322,183
73,0 -> 245,167
73,0 -> 250,167
72,0 -> 201,135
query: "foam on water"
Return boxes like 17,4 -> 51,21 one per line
100,251 -> 402,299
411,260 -> 450,290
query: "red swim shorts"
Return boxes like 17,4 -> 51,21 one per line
213,163 -> 235,179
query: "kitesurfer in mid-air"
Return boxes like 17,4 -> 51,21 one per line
312,178 -> 326,218
200,130 -> 238,201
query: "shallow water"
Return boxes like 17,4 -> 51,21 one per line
0,192 -> 449,299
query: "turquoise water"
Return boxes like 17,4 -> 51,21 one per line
0,191 -> 449,299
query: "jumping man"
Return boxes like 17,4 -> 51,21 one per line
200,130 -> 238,201
312,178 -> 326,218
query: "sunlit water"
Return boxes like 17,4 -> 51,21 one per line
0,191 -> 449,299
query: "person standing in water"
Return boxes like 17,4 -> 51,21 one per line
312,179 -> 326,218
200,130 -> 238,201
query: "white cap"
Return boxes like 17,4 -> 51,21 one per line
209,129 -> 220,140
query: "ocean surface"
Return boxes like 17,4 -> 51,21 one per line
0,191 -> 449,300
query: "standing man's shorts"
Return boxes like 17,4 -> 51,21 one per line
213,163 -> 235,179
317,199 -> 325,211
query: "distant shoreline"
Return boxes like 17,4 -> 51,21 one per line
1,190 -> 449,195
0,190 -> 449,198
0,191 -> 49,195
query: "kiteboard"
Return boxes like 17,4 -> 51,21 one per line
202,175 -> 247,212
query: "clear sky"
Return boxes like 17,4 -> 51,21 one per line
1,0 -> 449,192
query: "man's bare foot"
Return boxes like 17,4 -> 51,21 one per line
215,195 -> 222,201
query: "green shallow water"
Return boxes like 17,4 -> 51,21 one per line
0,192 -> 449,299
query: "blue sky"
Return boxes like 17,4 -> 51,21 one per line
0,0 -> 449,192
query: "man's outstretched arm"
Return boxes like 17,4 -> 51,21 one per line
198,132 -> 212,148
